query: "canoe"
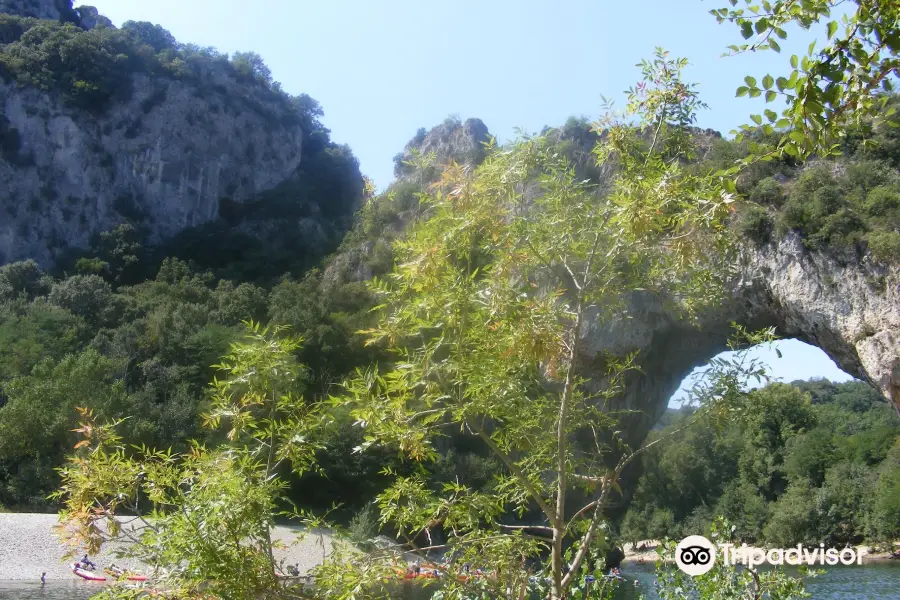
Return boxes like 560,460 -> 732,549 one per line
72,564 -> 106,581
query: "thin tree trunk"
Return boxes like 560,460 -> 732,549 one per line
551,297 -> 585,600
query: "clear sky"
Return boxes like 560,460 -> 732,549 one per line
74,0 -> 855,398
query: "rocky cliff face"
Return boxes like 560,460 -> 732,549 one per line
0,70 -> 304,266
0,3 -> 361,273
0,0 -> 68,20
393,117 -> 490,180
324,118 -> 491,285
582,232 -> 900,443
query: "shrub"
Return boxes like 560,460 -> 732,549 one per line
0,260 -> 51,300
749,177 -> 784,206
763,481 -> 820,546
865,230 -> 900,263
864,185 -> 900,218
47,274 -> 117,328
867,444 -> 900,542
737,204 -> 774,246
347,503 -> 380,550
647,508 -> 676,541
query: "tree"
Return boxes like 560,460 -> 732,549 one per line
0,259 -> 51,301
867,441 -> 900,543
47,274 -> 118,329
53,323 -> 327,599
317,51 -> 752,600
0,350 -> 127,508
713,0 -> 900,162
121,21 -> 177,52
231,51 -> 273,86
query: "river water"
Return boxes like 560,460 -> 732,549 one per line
1,562 -> 898,599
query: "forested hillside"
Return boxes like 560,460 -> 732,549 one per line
620,379 -> 900,547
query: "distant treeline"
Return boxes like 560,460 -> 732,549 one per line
619,379 -> 900,547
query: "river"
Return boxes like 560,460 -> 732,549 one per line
2,562 -> 898,599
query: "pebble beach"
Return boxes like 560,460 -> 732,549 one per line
0,513 -> 336,582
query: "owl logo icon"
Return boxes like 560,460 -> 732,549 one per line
675,535 -> 716,576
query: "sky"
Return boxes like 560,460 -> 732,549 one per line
74,0 -> 855,400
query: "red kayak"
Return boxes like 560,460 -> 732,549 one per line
72,564 -> 106,581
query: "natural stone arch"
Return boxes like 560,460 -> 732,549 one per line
584,233 -> 900,446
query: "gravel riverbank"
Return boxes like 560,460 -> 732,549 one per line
0,513 -> 336,582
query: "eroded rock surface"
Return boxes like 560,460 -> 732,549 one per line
587,233 -> 900,443
0,71 -> 304,267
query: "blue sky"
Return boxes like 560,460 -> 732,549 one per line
76,0 -> 854,398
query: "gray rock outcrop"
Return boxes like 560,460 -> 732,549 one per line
75,5 -> 113,29
393,117 -> 490,180
589,234 -> 900,442
0,67 -> 305,267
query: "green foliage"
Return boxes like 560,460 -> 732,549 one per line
713,0 -> 900,161
701,111 -> 900,263
621,378 -> 899,547
316,51 -> 752,600
749,176 -> 785,206
53,324 -> 326,599
865,230 -> 900,262
0,259 -> 52,300
867,442 -> 900,542
0,350 -> 126,509
0,245 -> 393,513
347,503 -> 380,551
737,204 -> 774,245
0,13 -> 319,127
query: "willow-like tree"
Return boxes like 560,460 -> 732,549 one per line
314,51 -> 771,600
53,322 -> 325,600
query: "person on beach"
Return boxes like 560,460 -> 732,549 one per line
41,572 -> 46,585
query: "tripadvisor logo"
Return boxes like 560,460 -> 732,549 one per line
675,535 -> 716,576
675,535 -> 866,576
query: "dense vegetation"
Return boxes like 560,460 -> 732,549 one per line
619,379 -> 900,547
0,13 -> 303,115
0,254 -> 397,511
708,96 -> 900,263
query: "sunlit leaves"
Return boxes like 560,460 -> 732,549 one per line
714,0 -> 900,162
53,322 -> 325,599
324,50 -> 741,600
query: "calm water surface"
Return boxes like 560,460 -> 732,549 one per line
609,561 -> 900,599
1,562 -> 897,599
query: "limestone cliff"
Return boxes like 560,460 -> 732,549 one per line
0,0 -> 72,21
0,72 -> 304,267
0,0 -> 103,27
0,3 -> 360,273
584,234 -> 900,443
392,117 -> 490,180
324,118 -> 490,285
